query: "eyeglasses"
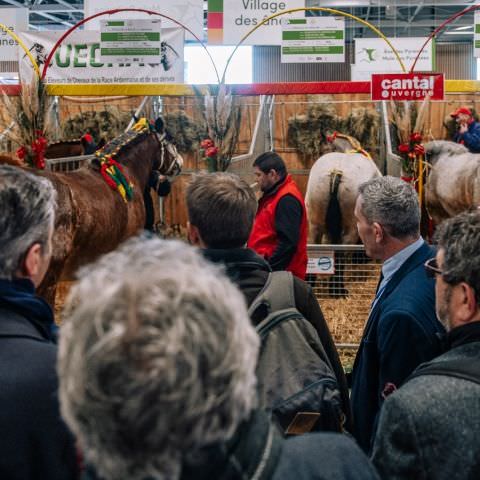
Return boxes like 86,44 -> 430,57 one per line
424,257 -> 443,278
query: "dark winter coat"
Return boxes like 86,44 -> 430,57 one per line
372,322 -> 480,480
0,279 -> 77,480
350,242 -> 445,453
203,247 -> 352,432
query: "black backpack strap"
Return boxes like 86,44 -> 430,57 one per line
408,358 -> 480,386
248,271 -> 296,318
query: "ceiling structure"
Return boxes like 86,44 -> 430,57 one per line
0,0 -> 478,42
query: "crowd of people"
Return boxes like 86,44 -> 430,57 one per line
0,151 -> 479,479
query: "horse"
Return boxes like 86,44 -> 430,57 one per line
36,117 -> 183,306
45,135 -> 104,159
425,140 -> 480,225
305,133 -> 381,295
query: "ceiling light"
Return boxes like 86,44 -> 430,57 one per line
454,25 -> 474,31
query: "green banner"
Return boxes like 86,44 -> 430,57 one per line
283,30 -> 343,40
101,32 -> 160,42
100,48 -> 160,56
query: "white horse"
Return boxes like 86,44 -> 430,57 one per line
425,140 -> 480,225
305,134 -> 382,245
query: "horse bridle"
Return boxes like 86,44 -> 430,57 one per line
153,130 -> 182,176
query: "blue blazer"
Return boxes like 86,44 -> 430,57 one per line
351,242 -> 445,453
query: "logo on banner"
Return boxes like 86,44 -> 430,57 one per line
371,73 -> 444,101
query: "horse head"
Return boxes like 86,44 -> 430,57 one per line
424,140 -> 469,165
153,117 -> 183,177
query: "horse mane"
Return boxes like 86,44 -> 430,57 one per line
94,127 -> 151,165
425,140 -> 469,158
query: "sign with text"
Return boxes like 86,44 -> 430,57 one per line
19,28 -> 184,84
100,19 -> 161,63
307,251 -> 335,275
84,0 -> 204,40
353,37 -> 434,81
0,7 -> 28,66
210,0 -> 304,46
281,17 -> 345,63
475,11 -> 480,58
371,73 -> 444,101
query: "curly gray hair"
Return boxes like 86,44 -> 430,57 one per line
358,175 -> 420,239
0,165 -> 56,279
58,237 -> 260,480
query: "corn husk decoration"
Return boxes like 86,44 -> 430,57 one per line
1,76 -> 57,168
197,83 -> 241,172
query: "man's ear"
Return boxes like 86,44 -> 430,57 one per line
20,243 -> 43,280
372,222 -> 385,244
187,222 -> 204,247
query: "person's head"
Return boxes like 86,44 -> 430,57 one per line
426,211 -> 480,331
450,106 -> 473,126
354,176 -> 420,260
58,237 -> 259,480
0,165 -> 56,286
186,172 -> 257,248
253,151 -> 287,192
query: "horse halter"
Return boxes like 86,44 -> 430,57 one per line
153,130 -> 183,176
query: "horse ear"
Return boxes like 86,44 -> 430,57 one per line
155,117 -> 165,133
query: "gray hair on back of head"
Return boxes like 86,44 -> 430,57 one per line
358,175 -> 420,239
0,165 -> 56,279
58,236 -> 260,480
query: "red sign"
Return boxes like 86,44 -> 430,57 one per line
371,73 -> 444,101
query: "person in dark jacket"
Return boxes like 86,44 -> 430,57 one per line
186,171 -> 352,432
58,237 -> 379,480
451,106 -> 480,153
248,152 -> 308,279
372,211 -> 480,479
0,165 -> 77,480
351,176 -> 445,453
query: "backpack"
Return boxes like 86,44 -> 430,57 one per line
248,271 -> 344,435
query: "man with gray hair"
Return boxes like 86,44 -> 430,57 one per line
59,237 -> 379,480
372,211 -> 480,479
0,165 -> 77,479
351,176 -> 444,453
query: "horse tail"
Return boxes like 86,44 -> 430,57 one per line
326,169 -> 343,244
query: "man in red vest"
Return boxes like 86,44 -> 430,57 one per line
248,152 -> 308,279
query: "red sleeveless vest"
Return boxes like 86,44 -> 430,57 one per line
248,175 -> 308,279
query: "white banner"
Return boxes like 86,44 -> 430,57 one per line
352,37 -> 435,81
475,11 -> 480,58
84,0 -> 203,41
19,29 -> 184,84
100,19 -> 162,63
281,17 -> 344,63
0,7 -> 28,65
218,0 -> 305,46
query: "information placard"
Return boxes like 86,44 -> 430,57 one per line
281,17 -> 345,63
100,19 -> 161,64
475,11 -> 480,58
307,251 -> 335,275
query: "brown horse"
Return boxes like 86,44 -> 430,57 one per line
45,135 -> 103,159
425,140 -> 480,225
36,117 -> 183,305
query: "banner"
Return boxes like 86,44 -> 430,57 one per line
353,37 -> 435,81
19,29 -> 184,84
84,0 -> 204,40
0,7 -> 28,76
281,17 -> 344,63
371,73 -> 444,101
208,0 -> 304,46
